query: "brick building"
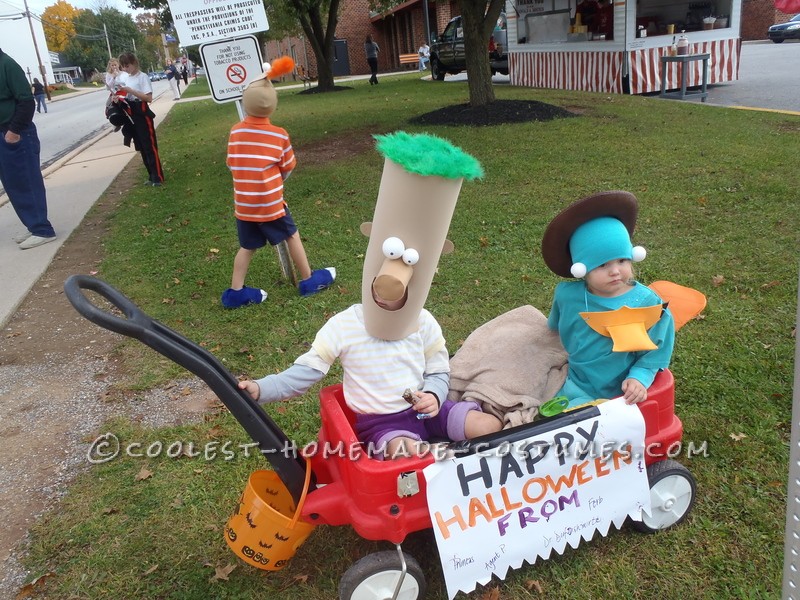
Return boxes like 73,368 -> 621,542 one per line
262,0 -> 460,79
741,0 -> 796,39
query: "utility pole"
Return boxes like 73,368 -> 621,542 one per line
103,23 -> 112,59
23,0 -> 51,100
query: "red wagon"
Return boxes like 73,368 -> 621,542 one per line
65,275 -> 697,600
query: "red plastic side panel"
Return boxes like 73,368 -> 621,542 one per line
304,370 -> 684,541
303,384 -> 434,543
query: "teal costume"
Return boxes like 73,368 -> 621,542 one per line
548,280 -> 675,407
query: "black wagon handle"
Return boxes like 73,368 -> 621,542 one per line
63,274 -> 312,503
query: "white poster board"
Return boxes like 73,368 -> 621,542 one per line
424,398 -> 651,599
167,0 -> 269,45
200,36 -> 263,103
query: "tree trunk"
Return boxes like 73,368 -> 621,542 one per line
290,0 -> 340,92
459,0 -> 506,107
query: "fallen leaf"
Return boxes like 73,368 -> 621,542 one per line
760,280 -> 780,290
15,572 -> 55,598
479,587 -> 500,600
101,507 -> 119,515
143,564 -> 158,575
479,236 -> 490,248
161,297 -> 175,305
181,386 -> 192,395
711,275 -> 725,287
171,497 -> 184,508
525,579 -> 544,593
210,563 -> 236,582
729,432 -> 747,442
135,467 -> 153,481
209,248 -> 220,254
207,425 -> 225,439
173,277 -> 181,284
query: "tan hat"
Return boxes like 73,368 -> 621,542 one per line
242,57 -> 294,118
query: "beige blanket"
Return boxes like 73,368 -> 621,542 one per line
446,305 -> 568,428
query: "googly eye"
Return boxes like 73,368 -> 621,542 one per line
402,248 -> 419,266
382,237 -> 405,259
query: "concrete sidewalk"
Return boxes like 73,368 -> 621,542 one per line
0,87 -> 178,328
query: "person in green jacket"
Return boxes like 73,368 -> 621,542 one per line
0,48 -> 56,249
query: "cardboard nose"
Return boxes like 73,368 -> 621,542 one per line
373,258 -> 413,301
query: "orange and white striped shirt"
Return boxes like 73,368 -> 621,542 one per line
226,116 -> 296,222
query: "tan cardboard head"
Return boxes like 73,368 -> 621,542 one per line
241,57 -> 294,118
360,133 -> 482,340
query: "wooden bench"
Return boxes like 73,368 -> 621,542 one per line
399,53 -> 419,69
296,65 -> 315,88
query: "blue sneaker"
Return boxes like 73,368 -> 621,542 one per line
299,268 -> 336,297
221,286 -> 267,309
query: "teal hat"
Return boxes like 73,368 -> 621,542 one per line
541,191 -> 646,278
569,216 -> 639,277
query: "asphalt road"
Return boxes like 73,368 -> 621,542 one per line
705,40 -> 799,112
34,79 -> 171,169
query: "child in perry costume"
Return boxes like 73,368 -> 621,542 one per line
541,191 -> 675,408
221,57 -> 335,308
239,132 -> 502,458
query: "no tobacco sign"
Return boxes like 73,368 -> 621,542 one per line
200,36 -> 264,103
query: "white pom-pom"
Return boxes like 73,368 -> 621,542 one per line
631,245 -> 647,263
570,263 -> 587,278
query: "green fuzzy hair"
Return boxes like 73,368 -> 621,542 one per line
374,131 -> 483,180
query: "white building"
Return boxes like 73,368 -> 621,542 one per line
0,0 -> 56,84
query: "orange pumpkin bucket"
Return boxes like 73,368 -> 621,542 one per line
224,461 -> 315,571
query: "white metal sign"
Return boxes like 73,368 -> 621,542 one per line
167,0 -> 269,46
200,36 -> 264,103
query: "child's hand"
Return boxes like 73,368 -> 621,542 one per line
238,380 -> 260,401
410,391 -> 440,418
621,378 -> 647,404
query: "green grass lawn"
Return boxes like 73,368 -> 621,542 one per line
23,72 -> 798,599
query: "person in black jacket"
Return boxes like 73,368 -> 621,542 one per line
0,49 -> 56,249
31,78 -> 47,113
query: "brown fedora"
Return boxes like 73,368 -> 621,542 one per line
541,190 -> 639,277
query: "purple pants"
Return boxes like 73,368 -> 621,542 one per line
355,400 -> 481,457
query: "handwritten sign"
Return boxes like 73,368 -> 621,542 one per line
423,398 -> 651,599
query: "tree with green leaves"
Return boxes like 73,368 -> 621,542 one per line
65,8 -> 144,79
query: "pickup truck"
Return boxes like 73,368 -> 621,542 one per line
429,14 -> 508,81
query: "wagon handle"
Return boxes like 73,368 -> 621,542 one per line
63,274 -> 312,504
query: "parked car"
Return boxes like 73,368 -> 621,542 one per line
148,71 -> 164,81
768,13 -> 800,43
429,14 -> 509,81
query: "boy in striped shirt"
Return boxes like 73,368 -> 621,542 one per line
221,58 -> 335,308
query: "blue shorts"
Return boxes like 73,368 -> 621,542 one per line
236,206 -> 298,249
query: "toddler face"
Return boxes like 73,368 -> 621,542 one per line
586,258 -> 633,297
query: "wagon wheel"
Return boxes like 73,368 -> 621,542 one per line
632,459 -> 696,533
339,549 -> 426,600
